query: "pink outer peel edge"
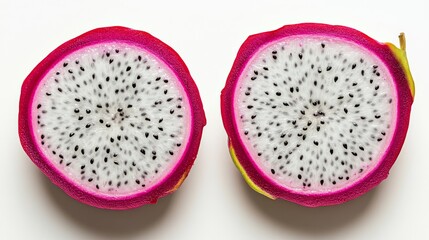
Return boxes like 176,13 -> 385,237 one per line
221,23 -> 414,207
19,26 -> 206,210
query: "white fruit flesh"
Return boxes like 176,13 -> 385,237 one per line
234,36 -> 396,192
32,43 -> 191,195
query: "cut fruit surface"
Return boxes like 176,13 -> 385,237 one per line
221,23 -> 414,207
19,27 -> 206,209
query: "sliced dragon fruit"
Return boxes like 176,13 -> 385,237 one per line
19,27 -> 206,209
221,23 -> 414,207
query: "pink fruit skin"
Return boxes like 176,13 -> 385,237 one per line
19,27 -> 206,210
221,23 -> 414,207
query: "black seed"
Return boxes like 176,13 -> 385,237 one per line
298,174 -> 302,179
343,143 -> 348,149
271,169 -> 275,174
74,108 -> 79,113
320,180 -> 324,185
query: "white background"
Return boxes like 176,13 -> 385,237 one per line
1,0 -> 428,239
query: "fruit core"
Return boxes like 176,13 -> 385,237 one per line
234,35 -> 397,193
31,42 -> 191,196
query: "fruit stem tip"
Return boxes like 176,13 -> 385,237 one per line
399,32 -> 406,51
